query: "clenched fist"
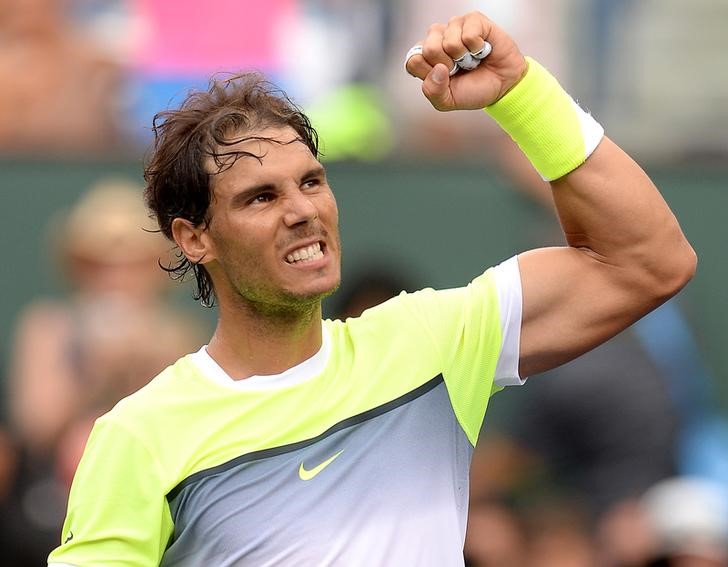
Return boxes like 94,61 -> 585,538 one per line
405,11 -> 528,111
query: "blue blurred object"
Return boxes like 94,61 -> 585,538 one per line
633,300 -> 728,499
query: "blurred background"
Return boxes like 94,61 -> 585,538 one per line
1,0 -> 726,565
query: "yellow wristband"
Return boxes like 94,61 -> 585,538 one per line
485,57 -> 604,181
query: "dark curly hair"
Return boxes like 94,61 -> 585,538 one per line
143,73 -> 320,307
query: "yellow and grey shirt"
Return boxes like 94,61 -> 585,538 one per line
48,257 -> 524,567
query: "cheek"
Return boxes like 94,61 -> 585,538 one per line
320,194 -> 340,227
206,224 -> 244,270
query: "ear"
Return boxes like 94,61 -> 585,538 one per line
171,218 -> 216,265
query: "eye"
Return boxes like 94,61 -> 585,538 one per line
302,178 -> 322,190
301,179 -> 322,195
251,191 -> 275,204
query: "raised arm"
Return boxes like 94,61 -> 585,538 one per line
405,11 -> 696,377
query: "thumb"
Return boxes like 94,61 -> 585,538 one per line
422,63 -> 452,110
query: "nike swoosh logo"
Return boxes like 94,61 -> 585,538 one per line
64,530 -> 74,544
298,450 -> 343,481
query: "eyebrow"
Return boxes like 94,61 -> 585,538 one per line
229,183 -> 276,208
302,165 -> 327,184
229,166 -> 327,208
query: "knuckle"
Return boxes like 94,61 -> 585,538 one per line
426,22 -> 445,35
421,43 -> 440,61
405,60 -> 423,78
442,38 -> 462,56
462,30 -> 481,45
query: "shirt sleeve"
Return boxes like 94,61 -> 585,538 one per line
48,416 -> 174,567
381,257 -> 521,445
491,255 -> 526,387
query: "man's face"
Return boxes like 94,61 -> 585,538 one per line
201,126 -> 341,312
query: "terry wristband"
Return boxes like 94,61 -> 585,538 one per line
485,57 -> 604,181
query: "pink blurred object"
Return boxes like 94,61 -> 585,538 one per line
131,0 -> 298,74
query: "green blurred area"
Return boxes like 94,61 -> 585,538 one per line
1,159 -> 726,407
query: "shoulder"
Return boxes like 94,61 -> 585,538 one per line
328,266 -> 505,339
105,353 -> 198,426
86,354 -> 206,486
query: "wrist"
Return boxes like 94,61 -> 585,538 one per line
485,57 -> 604,181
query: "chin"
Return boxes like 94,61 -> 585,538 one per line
295,280 -> 340,303
292,271 -> 340,297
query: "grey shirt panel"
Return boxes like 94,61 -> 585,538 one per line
161,378 -> 473,566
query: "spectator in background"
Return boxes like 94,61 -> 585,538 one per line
0,0 -> 122,155
4,178 -> 208,563
8,178 -> 207,460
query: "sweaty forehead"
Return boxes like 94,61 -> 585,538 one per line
207,126 -> 319,195
231,126 -> 300,153
207,126 -> 304,168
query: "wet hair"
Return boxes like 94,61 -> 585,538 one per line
143,73 -> 320,307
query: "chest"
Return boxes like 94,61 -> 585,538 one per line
161,379 -> 473,566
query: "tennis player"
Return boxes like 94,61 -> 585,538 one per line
48,10 -> 695,566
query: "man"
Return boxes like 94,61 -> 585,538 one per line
48,10 -> 695,566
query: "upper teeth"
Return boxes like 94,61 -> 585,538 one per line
287,242 -> 323,264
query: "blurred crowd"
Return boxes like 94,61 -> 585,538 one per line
1,0 -> 727,565
1,180 -> 207,564
1,0 -> 726,162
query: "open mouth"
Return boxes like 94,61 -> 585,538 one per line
285,241 -> 325,265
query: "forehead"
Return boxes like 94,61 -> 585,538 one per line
208,126 -> 319,193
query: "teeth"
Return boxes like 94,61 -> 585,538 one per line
286,242 -> 323,264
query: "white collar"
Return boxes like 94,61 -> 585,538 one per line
190,325 -> 331,391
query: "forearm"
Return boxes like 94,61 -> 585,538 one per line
516,137 -> 695,375
551,136 -> 695,296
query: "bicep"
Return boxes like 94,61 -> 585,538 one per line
516,247 -> 647,377
514,137 -> 693,377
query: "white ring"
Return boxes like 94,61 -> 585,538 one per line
454,52 -> 478,71
470,41 -> 492,60
449,63 -> 459,76
404,44 -> 423,75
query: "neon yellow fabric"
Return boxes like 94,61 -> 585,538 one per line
395,278 -> 503,445
49,418 -> 174,566
485,57 -> 602,181
49,268 -> 504,565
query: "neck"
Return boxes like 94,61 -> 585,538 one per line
206,297 -> 323,380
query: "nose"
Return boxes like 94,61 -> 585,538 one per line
282,189 -> 318,227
